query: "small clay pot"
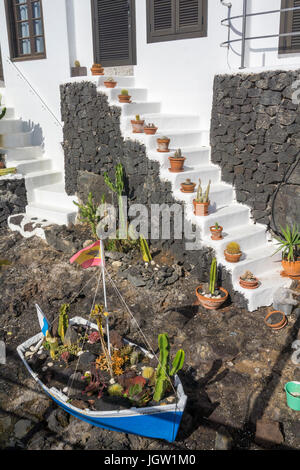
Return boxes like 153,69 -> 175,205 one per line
144,127 -> 158,135
91,64 -> 104,75
210,225 -> 223,240
104,81 -> 117,88
157,138 -> 170,152
239,276 -> 259,289
0,161 -> 5,169
180,180 -> 196,193
195,285 -> 229,310
282,259 -> 300,278
168,156 -> 185,173
224,250 -> 242,263
118,95 -> 131,103
131,120 -> 145,133
193,200 -> 209,216
264,311 -> 287,330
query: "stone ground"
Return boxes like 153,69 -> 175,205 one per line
0,225 -> 300,450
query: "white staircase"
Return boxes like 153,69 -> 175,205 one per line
95,75 -> 290,311
0,89 -> 77,226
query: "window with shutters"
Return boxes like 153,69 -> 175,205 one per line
279,0 -> 300,54
5,0 -> 46,61
147,0 -> 207,43
91,0 -> 137,67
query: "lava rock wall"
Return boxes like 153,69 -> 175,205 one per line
210,70 -> 300,229
0,177 -> 27,228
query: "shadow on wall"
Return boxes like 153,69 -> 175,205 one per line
23,120 -> 45,147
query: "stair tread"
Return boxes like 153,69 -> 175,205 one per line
9,158 -> 50,165
35,182 -> 69,193
173,181 -> 232,196
25,169 -> 61,177
27,202 -> 77,214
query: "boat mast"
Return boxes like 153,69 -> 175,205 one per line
100,239 -> 111,358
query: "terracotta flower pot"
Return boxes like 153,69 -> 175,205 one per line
195,285 -> 229,310
264,311 -> 287,330
157,138 -> 170,152
239,277 -> 259,289
91,64 -> 104,75
282,259 -> 300,278
104,81 -> 117,88
131,120 -> 145,133
210,226 -> 223,240
168,156 -> 185,173
144,127 -> 158,135
193,200 -> 209,216
0,161 -> 5,169
180,180 -> 196,193
224,250 -> 242,263
118,95 -> 131,103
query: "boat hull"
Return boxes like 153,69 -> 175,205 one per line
17,317 -> 187,443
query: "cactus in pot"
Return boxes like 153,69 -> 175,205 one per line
193,179 -> 211,216
131,114 -> 145,133
104,76 -> 117,88
118,89 -> 131,103
169,148 -> 185,173
224,241 -> 242,263
195,257 -> 229,310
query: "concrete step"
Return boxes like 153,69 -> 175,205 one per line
9,158 -> 52,175
1,145 -> 44,161
120,101 -> 161,116
1,130 -> 33,148
127,129 -> 204,150
121,113 -> 201,132
24,170 -> 63,202
147,146 -> 211,167
207,224 -> 269,254
33,182 -> 78,210
186,204 -> 250,237
97,75 -> 135,87
99,87 -> 148,103
173,183 -> 234,208
160,164 -> 221,187
0,119 -> 24,134
26,202 -> 77,225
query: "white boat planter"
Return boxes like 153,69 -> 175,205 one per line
17,316 -> 187,442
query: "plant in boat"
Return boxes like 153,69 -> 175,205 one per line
193,179 -> 211,216
169,148 -> 186,173
45,331 -> 59,360
153,333 -> 185,402
210,221 -> 223,240
196,257 -> 229,310
142,367 -> 154,379
73,192 -> 100,239
82,364 -> 107,398
108,383 -> 124,397
273,224 -> 300,277
224,241 -> 242,263
239,270 -> 259,289
126,383 -> 152,408
58,303 -> 69,342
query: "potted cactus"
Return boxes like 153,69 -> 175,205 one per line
91,63 -> 104,75
196,258 -> 229,310
210,222 -> 223,240
157,136 -> 170,152
104,77 -> 117,88
168,149 -> 185,173
131,115 -> 145,133
224,242 -> 242,263
180,178 -> 196,193
273,224 -> 300,278
71,60 -> 87,77
118,89 -> 131,103
193,179 -> 211,216
239,271 -> 259,289
144,123 -> 158,135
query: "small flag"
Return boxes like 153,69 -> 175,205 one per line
36,304 -> 50,337
70,240 -> 102,269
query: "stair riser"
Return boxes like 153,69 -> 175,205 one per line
33,188 -> 76,210
1,132 -> 32,148
191,209 -> 250,237
227,252 -> 282,280
175,188 -> 234,208
105,88 -> 148,102
212,230 -> 268,253
164,168 -> 221,186
121,102 -> 161,116
0,120 -> 24,134
2,146 -> 44,161
26,206 -> 77,225
148,148 -> 210,167
97,76 -> 135,87
138,132 -> 203,150
13,159 -> 52,175
121,115 -> 201,132
25,173 -> 63,202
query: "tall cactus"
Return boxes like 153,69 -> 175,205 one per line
195,179 -> 211,203
153,333 -> 185,402
58,303 -> 69,342
209,257 -> 217,295
139,235 -> 152,262
104,163 -> 126,237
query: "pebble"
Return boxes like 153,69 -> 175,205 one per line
77,351 -> 84,356
42,366 -> 47,372
25,351 -> 33,358
47,362 -> 54,367
63,387 -> 68,394
109,378 -> 116,385
112,261 -> 122,268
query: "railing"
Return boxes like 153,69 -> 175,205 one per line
221,0 -> 300,69
6,57 -> 62,128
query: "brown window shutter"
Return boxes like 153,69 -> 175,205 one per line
279,0 -> 300,53
149,0 -> 176,38
175,0 -> 204,34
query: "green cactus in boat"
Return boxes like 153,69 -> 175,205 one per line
108,384 -> 124,397
142,367 -> 154,379
130,350 -> 140,366
46,332 -> 59,360
58,303 -> 69,342
209,257 -> 217,295
195,179 -> 211,203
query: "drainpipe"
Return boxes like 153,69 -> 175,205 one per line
240,0 -> 248,69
